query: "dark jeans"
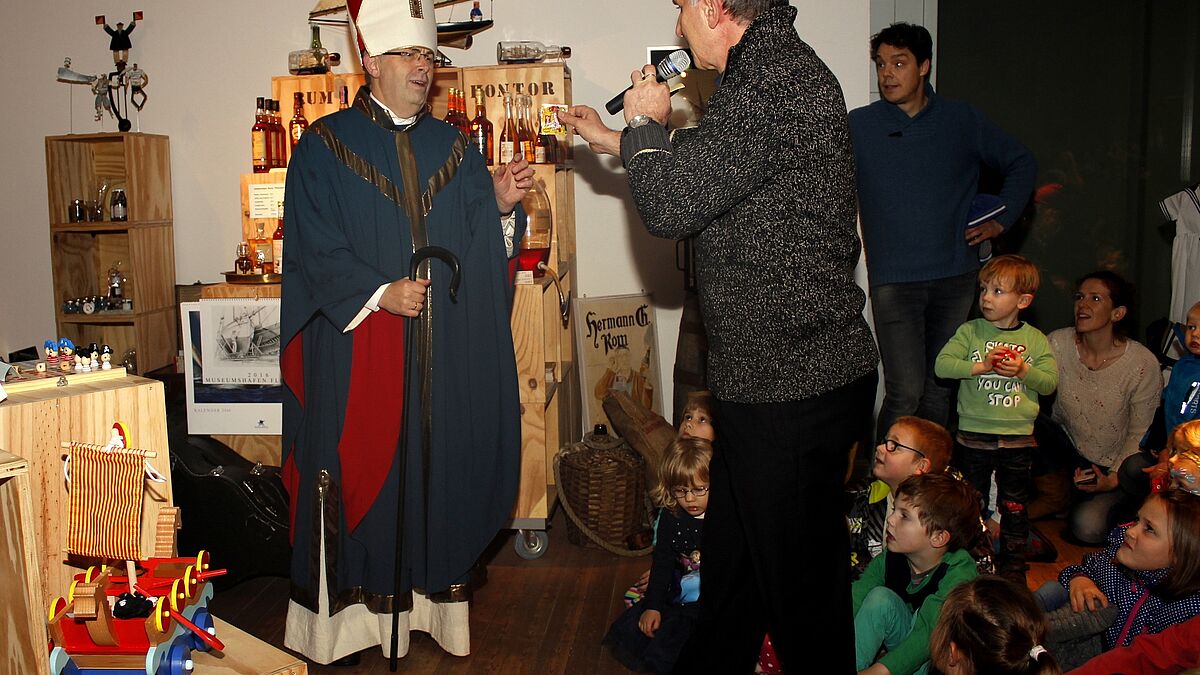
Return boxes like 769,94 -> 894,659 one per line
673,370 -> 877,675
956,443 -> 1032,574
1035,415 -> 1155,544
870,272 -> 976,437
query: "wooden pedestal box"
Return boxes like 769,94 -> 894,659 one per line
0,450 -> 50,675
0,375 -> 174,616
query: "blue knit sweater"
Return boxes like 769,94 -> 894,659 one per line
849,85 -> 1036,287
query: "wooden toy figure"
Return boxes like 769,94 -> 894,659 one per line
98,13 -> 138,71
89,343 -> 101,370
59,338 -> 76,373
101,344 -> 114,370
76,351 -> 87,372
45,339 -> 60,370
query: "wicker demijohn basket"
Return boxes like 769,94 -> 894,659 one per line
555,430 -> 652,554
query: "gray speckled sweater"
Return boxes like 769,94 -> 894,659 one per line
621,3 -> 877,403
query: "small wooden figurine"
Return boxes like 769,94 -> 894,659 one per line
45,338 -> 60,370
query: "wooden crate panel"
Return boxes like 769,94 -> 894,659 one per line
200,282 -> 282,300
512,402 -> 548,521
51,231 -> 105,303
240,172 -> 288,245
129,225 -> 176,311
0,451 -> 49,675
138,307 -> 179,373
127,134 -> 173,221
0,377 -> 175,612
511,280 -> 549,404
192,618 -> 307,674
45,136 -> 124,224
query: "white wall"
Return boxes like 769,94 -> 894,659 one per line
1,1 -> 872,413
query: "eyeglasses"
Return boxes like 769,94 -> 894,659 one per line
882,438 -> 926,459
383,49 -> 435,65
671,486 -> 710,499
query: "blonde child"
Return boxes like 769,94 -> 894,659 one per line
935,254 -> 1057,581
605,438 -> 712,673
930,577 -> 1062,675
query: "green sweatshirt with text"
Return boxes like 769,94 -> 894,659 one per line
934,319 -> 1057,435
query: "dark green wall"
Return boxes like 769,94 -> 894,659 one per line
938,1 -> 1200,334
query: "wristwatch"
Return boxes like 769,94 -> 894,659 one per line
627,114 -> 653,129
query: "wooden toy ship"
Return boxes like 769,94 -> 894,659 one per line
44,424 -> 229,675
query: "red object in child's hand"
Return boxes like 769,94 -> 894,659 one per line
992,347 -> 1019,364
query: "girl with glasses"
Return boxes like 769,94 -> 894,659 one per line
605,437 -> 712,673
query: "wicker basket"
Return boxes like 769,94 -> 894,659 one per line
555,431 -> 652,553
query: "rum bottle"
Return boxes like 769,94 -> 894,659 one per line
469,90 -> 494,165
271,100 -> 287,168
518,95 -> 536,163
251,96 -> 270,173
498,94 -> 518,164
290,92 -> 309,149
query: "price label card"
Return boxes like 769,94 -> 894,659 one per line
248,184 -> 286,219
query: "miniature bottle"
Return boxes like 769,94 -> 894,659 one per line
497,41 -> 571,64
273,202 -> 285,273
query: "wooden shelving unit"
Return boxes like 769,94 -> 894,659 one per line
45,133 -> 177,373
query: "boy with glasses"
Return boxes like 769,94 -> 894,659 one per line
848,416 -> 952,580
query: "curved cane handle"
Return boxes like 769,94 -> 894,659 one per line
409,245 -> 462,303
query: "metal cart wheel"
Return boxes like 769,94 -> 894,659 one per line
514,529 -> 549,560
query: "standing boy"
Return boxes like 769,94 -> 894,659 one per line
853,473 -> 982,675
935,254 -> 1057,581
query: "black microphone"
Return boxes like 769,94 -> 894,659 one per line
605,49 -> 691,115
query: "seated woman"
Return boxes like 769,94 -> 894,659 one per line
1041,271 -> 1161,544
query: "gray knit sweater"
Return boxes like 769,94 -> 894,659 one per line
621,3 -> 878,403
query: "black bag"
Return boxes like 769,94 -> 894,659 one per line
167,411 -> 290,588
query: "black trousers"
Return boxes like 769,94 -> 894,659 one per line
674,370 -> 877,674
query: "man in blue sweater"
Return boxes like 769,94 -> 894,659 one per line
850,22 -> 1036,438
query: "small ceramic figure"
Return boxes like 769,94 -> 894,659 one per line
59,338 -> 76,373
124,64 -> 148,111
75,352 -> 87,372
100,344 -> 114,370
44,339 -> 60,370
88,343 -> 101,370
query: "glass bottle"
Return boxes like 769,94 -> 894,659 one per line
251,222 -> 274,274
271,100 -> 287,168
457,90 -> 472,135
517,179 -> 552,276
496,41 -> 571,64
339,85 -> 350,110
273,201 -> 285,273
518,96 -> 536,163
469,90 -> 494,165
251,96 -> 270,173
470,1 -> 483,21
498,94 -> 518,164
235,242 -> 253,274
289,25 -> 335,75
289,92 -> 309,150
109,188 -> 128,221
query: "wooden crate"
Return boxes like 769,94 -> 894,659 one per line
191,618 -> 306,674
460,63 -> 573,166
271,69 -> 461,165
0,450 -> 50,675
46,133 -> 178,374
0,375 -> 174,615
240,171 -> 288,246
